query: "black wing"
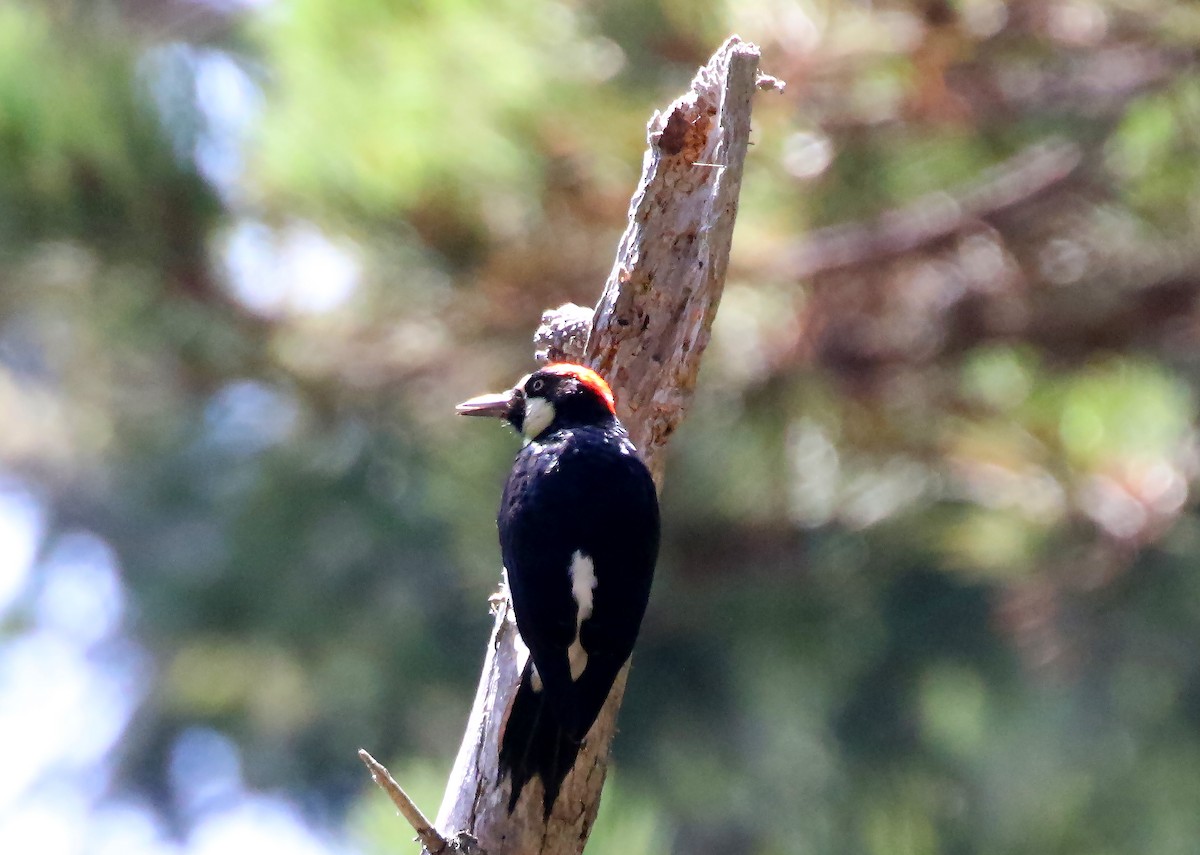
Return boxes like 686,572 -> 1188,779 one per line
498,426 -> 659,731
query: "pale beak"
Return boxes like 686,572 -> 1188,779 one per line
455,389 -> 516,419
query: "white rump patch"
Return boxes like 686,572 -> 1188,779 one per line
568,639 -> 588,681
513,623 -> 544,692
567,551 -> 597,681
570,551 -> 596,623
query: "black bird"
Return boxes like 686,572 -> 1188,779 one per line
457,363 -> 660,817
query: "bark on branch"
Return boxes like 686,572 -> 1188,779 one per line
410,36 -> 776,855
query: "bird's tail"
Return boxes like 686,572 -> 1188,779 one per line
498,661 -> 584,818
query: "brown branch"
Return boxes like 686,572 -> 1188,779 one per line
358,750 -> 452,855
780,138 -> 1082,279
417,36 -> 777,855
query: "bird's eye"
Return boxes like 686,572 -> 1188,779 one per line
530,378 -> 546,394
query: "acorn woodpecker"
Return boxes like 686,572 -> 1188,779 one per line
457,363 -> 660,817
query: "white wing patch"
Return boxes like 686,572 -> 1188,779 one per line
570,551 -> 596,623
568,551 -> 597,681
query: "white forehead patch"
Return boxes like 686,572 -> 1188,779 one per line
522,397 -> 555,440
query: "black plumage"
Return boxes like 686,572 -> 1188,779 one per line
457,364 -> 660,817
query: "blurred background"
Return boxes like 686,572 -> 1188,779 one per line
4,0 -> 1200,853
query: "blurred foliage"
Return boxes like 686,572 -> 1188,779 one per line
4,0 -> 1200,854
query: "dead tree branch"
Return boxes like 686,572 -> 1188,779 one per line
359,750 -> 452,855
407,36 -> 778,855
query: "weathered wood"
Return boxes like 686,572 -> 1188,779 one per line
585,36 -> 770,487
359,750 -> 450,855
428,36 -> 777,855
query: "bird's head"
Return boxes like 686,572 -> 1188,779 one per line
456,363 -> 617,441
